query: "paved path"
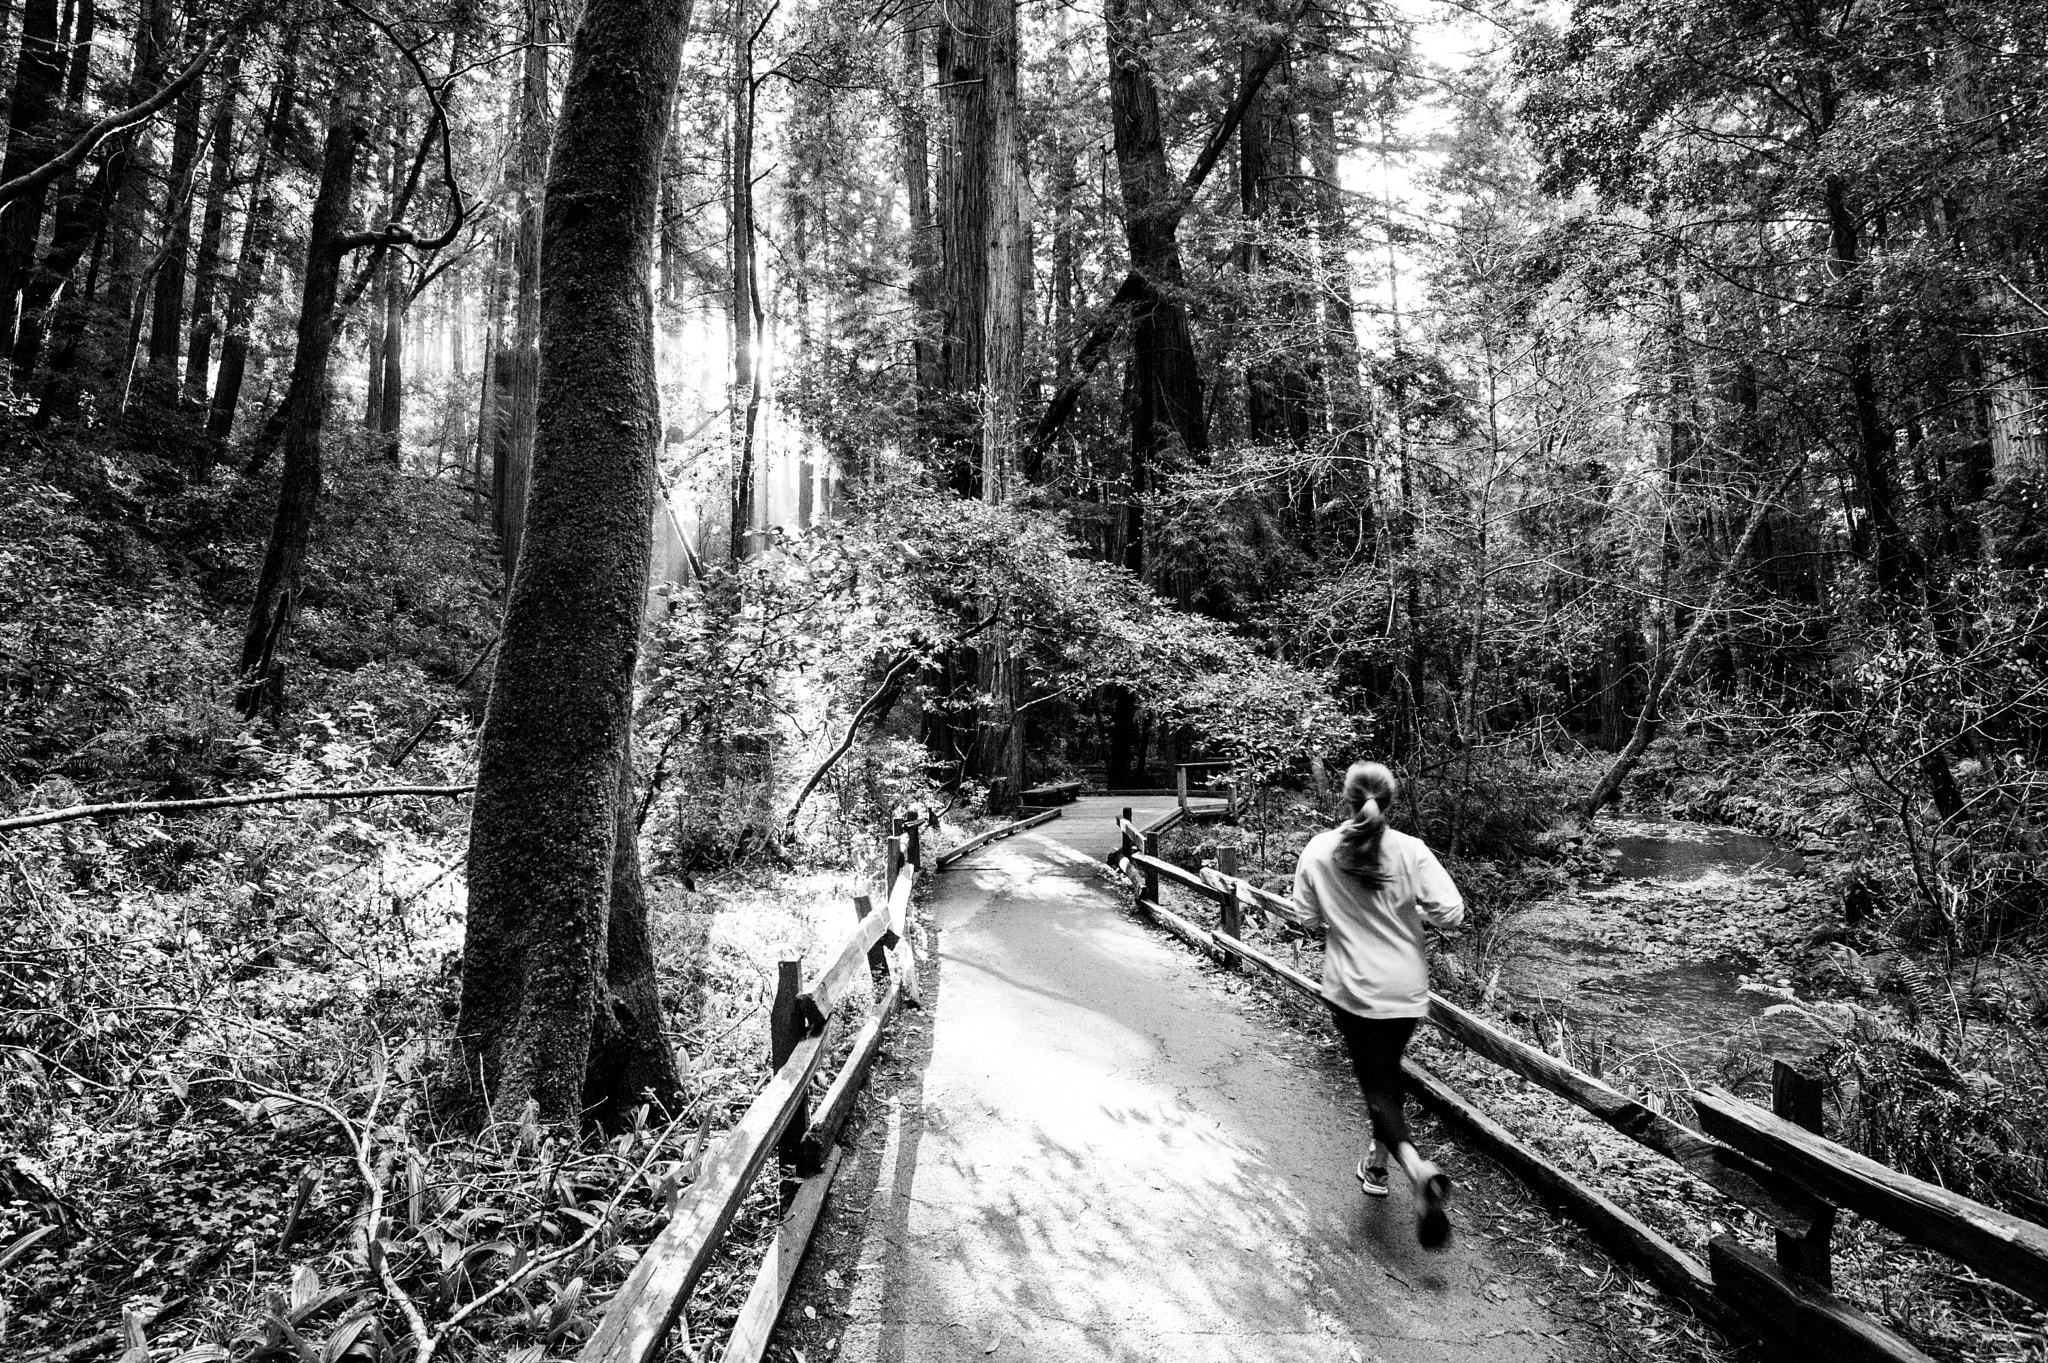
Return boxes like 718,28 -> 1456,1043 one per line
815,796 -> 1583,1362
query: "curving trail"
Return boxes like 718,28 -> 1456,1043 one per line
799,796 -> 1596,1362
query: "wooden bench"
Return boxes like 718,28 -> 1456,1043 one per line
1020,779 -> 1083,806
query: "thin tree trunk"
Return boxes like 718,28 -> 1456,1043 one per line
182,49 -> 236,410
207,38 -> 293,451
1584,465 -> 1798,817
379,254 -> 403,456
234,94 -> 363,717
145,53 -> 202,378
460,0 -> 693,1126
88,0 -> 168,396
728,0 -> 761,559
898,16 -> 939,435
499,2 -> 551,576
475,227 -> 511,530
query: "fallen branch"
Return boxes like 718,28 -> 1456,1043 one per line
0,784 -> 475,833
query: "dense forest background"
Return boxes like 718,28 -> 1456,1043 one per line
1,0 -> 2045,1355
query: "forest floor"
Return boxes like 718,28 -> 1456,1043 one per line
765,797 -> 1714,1363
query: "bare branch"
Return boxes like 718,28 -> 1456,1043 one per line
0,26 -> 239,210
0,784 -> 474,833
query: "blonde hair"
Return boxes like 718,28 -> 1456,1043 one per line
1333,760 -> 1398,886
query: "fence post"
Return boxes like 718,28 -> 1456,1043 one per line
904,808 -> 922,870
1141,830 -> 1159,904
854,893 -> 888,979
1176,765 -> 1189,815
1771,1057 -> 1835,1288
1119,807 -> 1133,860
772,959 -> 808,1166
1216,846 -> 1243,944
884,814 -> 904,894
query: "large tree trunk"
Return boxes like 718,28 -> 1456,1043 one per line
182,50 -> 237,412
459,0 -> 692,1127
971,0 -> 1025,797
1238,24 -> 1312,448
234,95 -> 363,717
0,0 -> 69,361
933,0 -> 994,490
1105,0 -> 1208,582
207,40 -> 294,451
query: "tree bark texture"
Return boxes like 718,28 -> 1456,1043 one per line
498,6 -> 551,576
459,0 -> 692,1127
234,95 -> 363,717
206,45 -> 292,449
934,0 -> 992,487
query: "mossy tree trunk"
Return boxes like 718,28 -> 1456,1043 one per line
459,0 -> 692,1128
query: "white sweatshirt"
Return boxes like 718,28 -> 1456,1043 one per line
1282,825 -> 1465,1019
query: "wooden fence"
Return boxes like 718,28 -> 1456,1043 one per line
1112,811 -> 2048,1362
577,797 -> 1074,1363
578,809 -> 930,1363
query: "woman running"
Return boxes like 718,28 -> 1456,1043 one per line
1278,760 -> 1463,1248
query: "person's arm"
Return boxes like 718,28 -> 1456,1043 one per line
1273,859 -> 1326,933
1415,847 -> 1465,930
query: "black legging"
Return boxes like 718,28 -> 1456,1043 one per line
1328,1007 -> 1418,1150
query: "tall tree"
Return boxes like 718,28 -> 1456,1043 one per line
459,0 -> 694,1128
496,0 -> 552,575
183,51 -> 239,412
207,38 -> 296,451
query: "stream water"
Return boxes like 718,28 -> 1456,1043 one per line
1500,816 -> 1835,1093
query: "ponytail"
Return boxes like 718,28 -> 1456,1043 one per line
1331,761 -> 1397,887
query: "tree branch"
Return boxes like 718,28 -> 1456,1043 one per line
0,784 -> 474,833
331,0 -> 468,257
0,26 -> 238,210
781,650 -> 923,839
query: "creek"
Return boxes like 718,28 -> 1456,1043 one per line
1500,815 -> 1837,1096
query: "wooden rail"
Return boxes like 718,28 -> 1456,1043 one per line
1174,760 -> 1238,818
935,806 -> 1062,868
1105,810 -> 2030,1360
1693,1085 -> 2048,1309
580,811 -> 926,1363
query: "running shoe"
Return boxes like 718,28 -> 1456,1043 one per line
1355,1159 -> 1389,1198
1417,1171 -> 1453,1249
